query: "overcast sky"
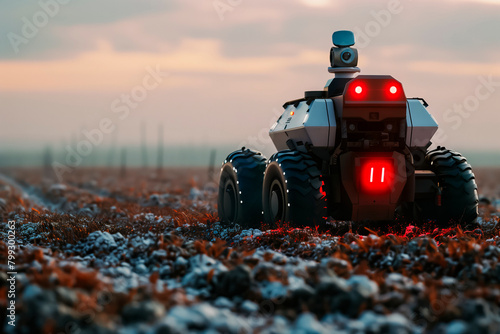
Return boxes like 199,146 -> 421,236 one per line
1,0 -> 499,156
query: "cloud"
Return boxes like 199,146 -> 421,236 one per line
452,0 -> 500,4
2,0 -> 499,62
297,0 -> 336,8
0,38 -> 326,92
0,0 -> 174,58
408,60 -> 500,76
0,0 -> 499,153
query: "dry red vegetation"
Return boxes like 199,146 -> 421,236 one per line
0,167 -> 499,333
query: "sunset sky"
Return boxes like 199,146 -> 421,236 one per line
1,0 -> 499,164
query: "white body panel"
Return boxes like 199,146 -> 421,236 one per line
269,99 -> 336,151
406,99 -> 438,148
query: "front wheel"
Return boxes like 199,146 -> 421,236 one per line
218,148 -> 267,228
262,150 -> 327,227
416,147 -> 478,227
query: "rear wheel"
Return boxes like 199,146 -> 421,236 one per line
262,150 -> 327,227
416,147 -> 478,227
218,148 -> 267,228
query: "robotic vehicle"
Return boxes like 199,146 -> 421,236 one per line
218,30 -> 478,228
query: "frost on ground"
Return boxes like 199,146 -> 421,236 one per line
0,167 -> 500,334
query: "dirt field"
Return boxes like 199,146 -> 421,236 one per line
0,166 -> 499,333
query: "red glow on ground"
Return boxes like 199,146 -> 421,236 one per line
320,181 -> 327,198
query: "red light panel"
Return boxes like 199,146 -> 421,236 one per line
344,77 -> 405,104
383,82 -> 402,100
349,81 -> 368,99
360,159 -> 394,193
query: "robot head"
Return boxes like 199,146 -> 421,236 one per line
330,30 -> 358,68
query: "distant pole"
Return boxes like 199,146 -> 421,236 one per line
108,129 -> 117,167
157,124 -> 164,176
79,126 -> 85,167
120,147 -> 127,178
70,132 -> 77,150
58,137 -> 66,170
141,121 -> 148,168
89,146 -> 97,167
43,146 -> 54,179
208,149 -> 216,183
70,132 -> 78,169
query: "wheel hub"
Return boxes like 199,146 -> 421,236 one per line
270,180 -> 285,221
223,182 -> 237,222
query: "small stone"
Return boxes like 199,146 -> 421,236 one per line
122,301 -> 165,324
135,263 -> 148,274
175,256 -> 188,268
385,273 -> 411,290
87,231 -> 117,250
215,265 -> 252,298
189,187 -> 202,199
347,275 -> 379,299
240,300 -> 259,314
55,286 -> 78,307
380,313 -> 411,334
155,318 -> 185,334
22,285 -> 58,331
112,232 -> 125,242
168,305 -> 207,329
446,320 -> 469,334
359,310 -> 382,332
261,281 -> 287,300
152,249 -> 168,259
189,253 -> 216,269
149,194 -> 162,206
115,266 -> 132,277
214,296 -> 234,309
159,265 -> 171,278
294,312 -> 325,333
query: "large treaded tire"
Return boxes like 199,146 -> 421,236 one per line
262,150 -> 327,227
218,148 -> 267,228
419,147 -> 478,227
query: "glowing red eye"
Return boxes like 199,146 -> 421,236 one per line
355,86 -> 363,94
389,86 -> 397,94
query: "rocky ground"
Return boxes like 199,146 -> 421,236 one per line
1,167 -> 500,334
